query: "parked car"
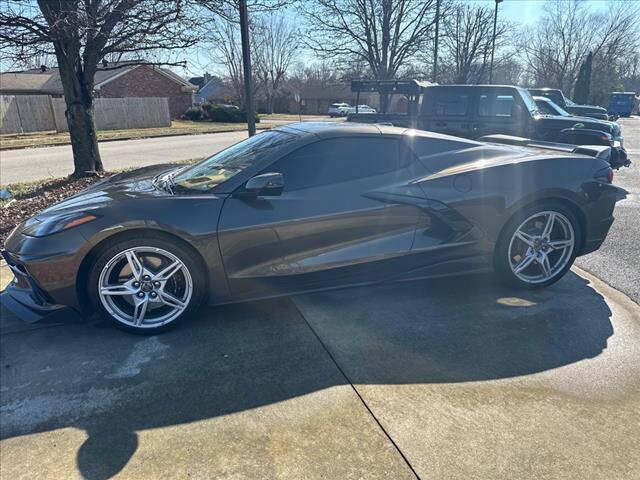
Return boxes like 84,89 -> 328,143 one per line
533,96 -> 623,146
348,81 -> 624,150
607,92 -> 636,117
528,88 -> 609,120
328,102 -> 351,117
1,123 -> 618,334
347,104 -> 377,114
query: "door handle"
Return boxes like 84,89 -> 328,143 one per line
435,122 -> 447,127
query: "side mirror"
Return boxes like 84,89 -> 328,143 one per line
242,172 -> 284,197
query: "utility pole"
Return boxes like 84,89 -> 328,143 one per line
239,0 -> 256,136
432,0 -> 440,83
489,0 -> 503,84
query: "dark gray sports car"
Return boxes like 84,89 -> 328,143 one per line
1,122 -> 618,333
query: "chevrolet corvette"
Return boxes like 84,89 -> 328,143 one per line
1,122 -> 618,333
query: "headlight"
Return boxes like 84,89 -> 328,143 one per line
22,212 -> 97,237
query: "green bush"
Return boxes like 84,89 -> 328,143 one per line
201,104 -> 260,123
183,106 -> 204,121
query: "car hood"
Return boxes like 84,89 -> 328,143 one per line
36,164 -> 177,219
536,115 -> 616,134
567,104 -> 607,113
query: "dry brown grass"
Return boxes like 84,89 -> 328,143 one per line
0,120 -> 276,150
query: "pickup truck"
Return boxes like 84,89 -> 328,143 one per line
347,81 -> 623,148
528,88 -> 609,120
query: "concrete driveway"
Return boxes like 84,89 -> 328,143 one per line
1,269 -> 639,479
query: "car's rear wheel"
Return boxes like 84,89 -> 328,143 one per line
495,203 -> 581,288
88,236 -> 205,334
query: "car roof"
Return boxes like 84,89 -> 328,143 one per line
273,121 -> 482,146
529,88 -> 561,92
275,121 -> 381,137
426,84 -> 519,89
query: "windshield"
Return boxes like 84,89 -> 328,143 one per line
519,88 -> 542,115
170,130 -> 297,192
537,98 -> 570,117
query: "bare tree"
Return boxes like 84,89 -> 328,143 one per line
440,4 -> 510,84
0,0 -> 200,177
206,9 -> 248,104
253,12 -> 300,113
519,0 -> 639,102
198,0 -> 292,107
302,0 -> 439,83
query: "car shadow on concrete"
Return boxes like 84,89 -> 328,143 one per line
0,271 -> 613,480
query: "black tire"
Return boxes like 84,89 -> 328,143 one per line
87,234 -> 206,334
494,202 -> 582,289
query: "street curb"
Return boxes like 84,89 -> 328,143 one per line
572,265 -> 640,315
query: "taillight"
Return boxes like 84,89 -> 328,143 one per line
594,167 -> 614,183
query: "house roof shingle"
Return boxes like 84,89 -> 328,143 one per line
0,62 -> 196,95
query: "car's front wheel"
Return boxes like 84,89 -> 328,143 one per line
88,236 -> 205,334
495,203 -> 581,288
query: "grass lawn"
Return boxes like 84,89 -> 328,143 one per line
0,120 -> 277,151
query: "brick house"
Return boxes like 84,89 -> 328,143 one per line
0,62 -> 196,118
95,63 -> 196,117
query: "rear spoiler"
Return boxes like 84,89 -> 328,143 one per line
478,134 -> 631,169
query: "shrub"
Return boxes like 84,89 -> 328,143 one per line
183,106 -> 203,121
202,103 -> 261,123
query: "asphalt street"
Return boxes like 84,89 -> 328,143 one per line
1,269 -> 639,479
0,130 -> 249,184
575,116 -> 640,303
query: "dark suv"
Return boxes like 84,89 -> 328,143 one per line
348,82 -> 622,147
528,88 -> 609,120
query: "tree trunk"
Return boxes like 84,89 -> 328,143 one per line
65,98 -> 103,177
268,94 -> 275,114
54,51 -> 104,177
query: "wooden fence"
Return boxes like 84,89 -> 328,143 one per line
0,95 -> 171,134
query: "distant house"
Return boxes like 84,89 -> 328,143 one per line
282,83 -> 380,114
188,73 -> 229,104
0,62 -> 196,118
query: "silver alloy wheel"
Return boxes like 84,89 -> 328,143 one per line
508,211 -> 575,285
98,246 -> 193,329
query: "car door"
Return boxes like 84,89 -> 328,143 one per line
216,135 -> 429,300
472,88 -> 531,139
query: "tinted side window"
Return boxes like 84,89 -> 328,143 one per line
432,92 -> 470,116
268,137 -> 403,191
536,101 -> 554,115
479,94 -> 516,117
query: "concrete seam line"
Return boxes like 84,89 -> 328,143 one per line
288,298 -> 421,480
